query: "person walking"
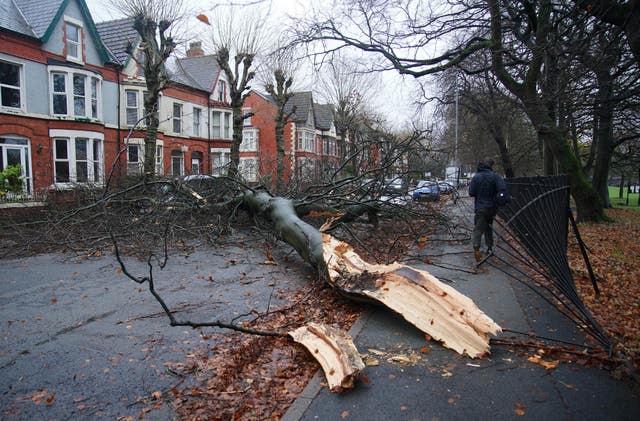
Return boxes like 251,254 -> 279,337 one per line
468,161 -> 508,262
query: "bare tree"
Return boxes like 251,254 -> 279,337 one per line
261,46 -> 299,192
110,0 -> 186,177
201,8 -> 266,177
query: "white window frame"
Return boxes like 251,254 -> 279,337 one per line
49,66 -> 102,119
125,138 -> 143,175
64,17 -> 83,64
211,147 -> 230,176
217,80 -> 226,102
0,136 -> 32,195
125,89 -> 139,126
297,130 -> 314,153
155,142 -> 164,175
240,129 -> 258,152
172,102 -> 183,134
171,150 -> 184,176
0,59 -> 25,111
193,107 -> 202,137
211,110 -> 232,139
239,157 -> 258,182
49,129 -> 104,187
242,107 -> 251,126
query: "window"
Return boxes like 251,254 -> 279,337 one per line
212,110 -> 232,139
126,142 -> 143,175
172,103 -> 182,133
240,130 -> 258,151
193,107 -> 201,137
65,21 -> 82,62
211,148 -> 230,176
125,90 -> 138,125
0,137 -> 32,194
51,130 -> 103,185
242,107 -> 251,126
156,144 -> 164,175
297,131 -> 314,152
52,72 -> 67,115
322,138 -> 336,156
191,151 -> 202,174
171,150 -> 184,176
239,157 -> 258,182
0,61 -> 22,109
50,69 -> 101,119
218,80 -> 226,102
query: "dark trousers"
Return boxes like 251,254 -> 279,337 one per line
473,207 -> 496,250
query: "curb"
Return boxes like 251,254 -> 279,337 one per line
280,310 -> 372,421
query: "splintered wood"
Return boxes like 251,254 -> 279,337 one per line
289,323 -> 365,392
322,234 -> 501,358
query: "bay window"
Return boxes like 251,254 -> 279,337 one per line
50,68 -> 101,119
50,130 -> 103,185
212,110 -> 232,139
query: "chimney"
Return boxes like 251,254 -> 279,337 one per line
186,41 -> 204,57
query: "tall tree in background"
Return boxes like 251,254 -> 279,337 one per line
262,47 -> 298,192
202,9 -> 265,177
111,0 -> 185,177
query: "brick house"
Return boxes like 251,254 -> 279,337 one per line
242,90 -> 343,186
0,0 -> 233,202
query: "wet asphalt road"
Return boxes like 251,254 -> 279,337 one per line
0,234 -> 310,419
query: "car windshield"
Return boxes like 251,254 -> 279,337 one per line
417,180 -> 436,188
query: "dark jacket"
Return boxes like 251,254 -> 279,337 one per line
469,163 -> 507,210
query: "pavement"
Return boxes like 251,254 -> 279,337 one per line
283,193 -> 640,421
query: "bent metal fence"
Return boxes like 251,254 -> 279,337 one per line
481,175 -> 611,352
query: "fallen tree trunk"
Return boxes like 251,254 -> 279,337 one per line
289,322 -> 365,392
243,191 -> 501,358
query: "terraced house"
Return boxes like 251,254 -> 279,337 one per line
0,0 -> 233,202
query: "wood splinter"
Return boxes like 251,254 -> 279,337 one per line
289,322 -> 365,392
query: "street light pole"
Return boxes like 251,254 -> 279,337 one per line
454,79 -> 460,186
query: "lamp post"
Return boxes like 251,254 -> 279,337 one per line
454,79 -> 460,186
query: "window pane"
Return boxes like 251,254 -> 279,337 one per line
67,24 -> 79,42
127,145 -> 139,162
53,73 -> 65,93
75,138 -> 87,160
126,91 -> 137,107
91,79 -> 98,118
0,61 -> 20,86
55,139 -> 68,159
53,94 -> 67,114
76,162 -> 88,182
6,148 -> 20,167
126,108 -> 138,125
1,87 -> 20,108
73,75 -> 85,95
55,162 -> 69,182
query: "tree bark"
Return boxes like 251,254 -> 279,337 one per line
242,191 -> 501,358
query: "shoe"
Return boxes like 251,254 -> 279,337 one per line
474,248 -> 483,262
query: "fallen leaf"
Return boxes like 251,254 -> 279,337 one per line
527,356 -> 559,370
514,409 -> 525,416
367,348 -> 385,356
341,410 -> 350,418
196,14 -> 210,25
400,405 -> 408,411
51,297 -> 58,304
420,347 -> 430,354
365,358 -> 379,366
151,391 -> 162,400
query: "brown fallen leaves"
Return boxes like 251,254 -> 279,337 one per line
568,209 -> 640,372
170,284 -> 362,420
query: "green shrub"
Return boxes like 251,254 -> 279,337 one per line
0,164 -> 24,194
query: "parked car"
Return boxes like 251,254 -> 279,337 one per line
411,180 -> 440,201
382,178 -> 408,195
437,181 -> 455,194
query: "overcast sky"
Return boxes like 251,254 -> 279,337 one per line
85,0 -> 420,130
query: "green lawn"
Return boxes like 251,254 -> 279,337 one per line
608,186 -> 640,209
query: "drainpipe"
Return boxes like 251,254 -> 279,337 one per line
207,100 -> 211,174
116,65 -> 122,180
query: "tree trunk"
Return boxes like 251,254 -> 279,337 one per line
242,191 -> 501,358
275,119 -> 286,192
591,68 -> 616,208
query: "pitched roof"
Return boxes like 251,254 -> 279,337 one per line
314,103 -> 334,131
284,91 -> 313,123
8,0 -> 64,38
96,17 -> 138,64
172,55 -> 221,92
0,0 -> 36,37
